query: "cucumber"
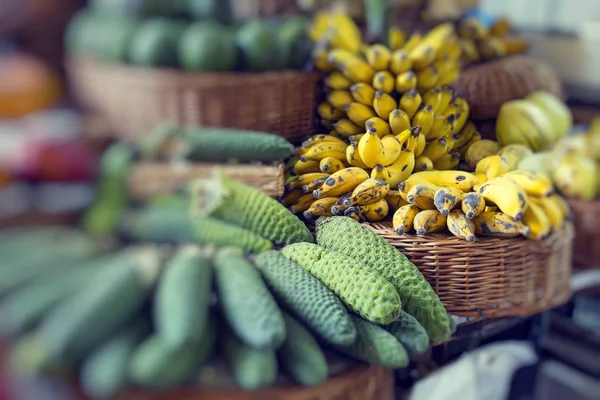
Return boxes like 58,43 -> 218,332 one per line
37,247 -> 164,362
386,311 -> 430,358
129,325 -> 215,388
214,248 -> 285,349
223,329 -> 277,391
278,313 -> 327,387
118,208 -> 195,244
154,246 -> 212,348
334,315 -> 409,368
80,318 -> 151,399
0,227 -> 87,262
193,217 -> 273,254
253,251 -> 356,346
0,252 -> 127,337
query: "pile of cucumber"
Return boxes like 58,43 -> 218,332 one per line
67,0 -> 314,72
0,225 -> 429,399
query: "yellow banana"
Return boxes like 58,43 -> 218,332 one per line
301,176 -> 330,194
358,128 -> 384,168
366,44 -> 391,71
357,198 -> 389,222
421,22 -> 455,49
349,133 -> 364,144
311,39 -> 333,72
459,38 -> 481,64
341,58 -> 375,83
521,200 -> 551,240
331,192 -> 352,216
477,176 -> 530,221
415,155 -> 433,171
386,190 -> 409,210
372,151 -> 415,187
343,206 -> 363,221
365,117 -> 390,138
373,91 -> 397,120
327,90 -> 354,111
450,98 -> 470,134
319,156 -> 346,173
390,49 -> 412,75
372,71 -> 395,93
378,135 -> 403,165
478,37 -> 506,60
475,155 -> 510,180
461,192 -> 486,219
452,121 -> 477,149
447,210 -> 477,242
324,72 -> 353,90
285,172 -> 330,191
334,119 -> 362,137
345,178 -> 390,207
422,137 -> 451,162
423,87 -> 442,113
300,142 -> 347,162
409,170 -> 479,192
320,119 -> 334,130
427,114 -> 455,141
414,133 -> 426,156
349,83 -> 376,106
549,194 -> 571,220
472,212 -> 530,237
530,196 -> 564,231
434,186 -> 464,216
302,134 -> 347,148
389,109 -> 412,136
395,71 -> 418,93
346,142 -> 370,169
326,49 -> 358,69
431,56 -> 453,77
289,193 -> 318,213
396,126 -> 421,152
345,102 -> 377,126
437,40 -> 462,62
432,152 -> 460,170
313,167 -> 370,199
411,104 -> 435,136
416,66 -> 439,92
456,131 -> 482,158
281,189 -> 304,207
388,26 -> 406,50
408,44 -> 436,70
393,204 -> 421,234
437,64 -> 461,86
503,171 -> 554,197
317,102 -> 344,120
414,210 -> 447,235
436,86 -> 454,113
474,172 -> 487,186
293,159 -> 321,175
303,197 -> 339,219
407,183 -> 439,210
403,32 -> 423,53
399,89 -> 422,119
397,177 -> 436,199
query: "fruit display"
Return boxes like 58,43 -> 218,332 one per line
456,11 -> 528,65
66,2 -> 313,72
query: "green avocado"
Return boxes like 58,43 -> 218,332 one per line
179,21 -> 238,72
129,19 -> 184,67
277,16 -> 312,69
237,20 -> 288,72
187,0 -> 231,23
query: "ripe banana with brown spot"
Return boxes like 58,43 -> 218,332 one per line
414,155 -> 433,171
300,142 -> 347,162
313,167 -> 370,199
345,178 -> 390,207
289,193 -> 317,213
357,198 -> 389,222
281,190 -> 304,207
358,128 -> 384,168
346,142 -> 370,169
303,197 -> 339,219
434,186 -> 464,216
397,178 -> 436,200
286,172 -> 330,191
399,89 -> 422,119
422,137 -> 451,162
345,102 -> 377,126
371,151 -> 415,187
392,204 -> 420,234
407,183 -> 439,210
427,114 -> 455,141
461,192 -> 486,219
349,134 -> 364,144
473,212 -> 530,237
350,83 -> 376,106
414,210 -> 447,235
365,117 -> 390,138
452,120 -> 477,149
437,86 -> 455,113
385,190 -> 409,210
317,102 -> 344,120
412,105 -> 435,137
373,91 -> 397,119
521,200 -> 551,240
447,210 -> 477,242
475,155 -> 510,180
478,176 -> 530,221
334,119 -> 362,137
343,206 -> 363,221
503,170 -> 554,197
432,152 -> 460,170
293,159 -> 320,175
388,109 -> 412,136
331,192 -> 352,215
529,196 -> 564,231
372,71 -> 395,93
301,176 -> 329,193
409,170 -> 479,192
378,134 -> 403,166
320,156 -> 346,173
423,87 -> 442,113
302,134 -> 347,148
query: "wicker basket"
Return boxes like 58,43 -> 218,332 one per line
229,0 -> 300,20
567,198 -> 600,269
67,58 -> 322,143
363,221 -> 574,318
453,55 -> 563,120
128,162 -> 285,201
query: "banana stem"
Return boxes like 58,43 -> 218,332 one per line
364,0 -> 389,43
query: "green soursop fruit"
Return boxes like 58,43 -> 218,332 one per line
191,172 -> 313,245
193,216 -> 273,254
387,311 -> 430,358
334,315 -> 408,368
315,216 -> 452,342
253,251 -> 356,345
280,243 -> 401,325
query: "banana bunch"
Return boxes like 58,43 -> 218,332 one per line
391,167 -> 569,241
456,14 -> 528,65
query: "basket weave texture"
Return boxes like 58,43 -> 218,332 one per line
567,199 -> 600,269
127,162 -> 284,201
67,58 -> 322,142
363,221 -> 574,318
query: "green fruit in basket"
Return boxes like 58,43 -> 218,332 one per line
314,216 -> 453,343
280,242 -> 401,325
386,311 -> 430,358
129,19 -> 184,67
193,216 -> 273,253
277,16 -> 312,70
237,19 -> 288,72
179,21 -> 238,72
187,0 -> 231,23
